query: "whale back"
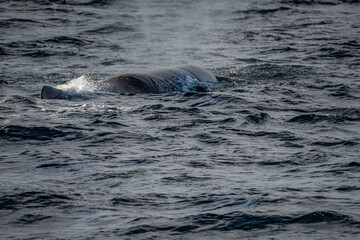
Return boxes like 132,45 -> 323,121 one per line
98,74 -> 159,94
40,65 -> 217,98
178,65 -> 217,83
100,65 -> 217,94
146,65 -> 217,83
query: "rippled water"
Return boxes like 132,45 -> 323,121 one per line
1,0 -> 360,239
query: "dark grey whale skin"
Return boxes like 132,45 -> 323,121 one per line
40,65 -> 217,99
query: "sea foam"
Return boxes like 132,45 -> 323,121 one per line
56,75 -> 96,93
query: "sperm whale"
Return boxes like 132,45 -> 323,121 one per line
40,65 -> 217,99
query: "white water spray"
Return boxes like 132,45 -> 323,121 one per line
56,75 -> 96,93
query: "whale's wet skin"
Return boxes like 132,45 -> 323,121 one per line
1,0 -> 360,239
41,65 -> 218,99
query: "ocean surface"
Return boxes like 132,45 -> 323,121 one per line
1,0 -> 360,239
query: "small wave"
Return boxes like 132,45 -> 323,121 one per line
124,211 -> 358,235
0,79 -> 8,85
0,191 -> 72,210
290,211 -> 356,224
336,186 -> 360,192
316,49 -> 355,59
280,0 -> 356,5
0,46 -> 9,56
336,40 -> 360,48
226,129 -> 302,142
234,58 -> 264,63
44,36 -> 93,46
0,18 -> 41,28
288,108 -> 360,123
305,42 -> 359,60
288,114 -> 343,123
22,50 -> 52,58
345,161 -> 360,167
84,23 -> 134,34
21,50 -> 77,58
311,140 -> 357,147
244,112 -> 272,124
177,195 -> 257,210
100,58 -> 127,66
5,38 -> 82,57
14,214 -> 52,225
35,163 -> 71,168
0,125 -> 81,141
62,0 -> 113,6
234,7 -> 291,15
329,85 -> 357,99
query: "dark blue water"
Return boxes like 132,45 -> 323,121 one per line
1,0 -> 360,239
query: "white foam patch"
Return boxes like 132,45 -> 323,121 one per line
176,75 -> 214,92
56,75 -> 96,93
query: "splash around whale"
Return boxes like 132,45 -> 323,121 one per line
40,65 -> 218,99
